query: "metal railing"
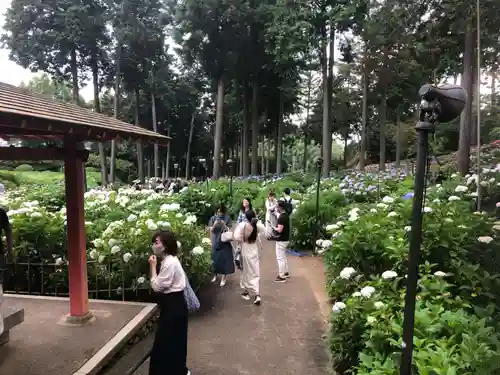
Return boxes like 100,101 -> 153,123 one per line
0,258 -> 153,302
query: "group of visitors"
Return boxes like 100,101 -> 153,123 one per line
147,189 -> 293,375
132,178 -> 190,194
208,189 -> 293,305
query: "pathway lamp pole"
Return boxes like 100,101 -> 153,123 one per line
399,84 -> 466,375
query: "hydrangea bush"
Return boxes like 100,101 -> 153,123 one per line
318,167 -> 500,373
2,187 -> 212,298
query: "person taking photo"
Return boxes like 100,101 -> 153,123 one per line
269,201 -> 291,283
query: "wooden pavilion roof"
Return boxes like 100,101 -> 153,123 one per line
0,82 -> 170,145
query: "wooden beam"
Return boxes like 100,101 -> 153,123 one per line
0,147 -> 89,161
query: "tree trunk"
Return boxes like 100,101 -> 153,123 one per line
458,21 -> 474,175
379,91 -> 387,171
135,89 -> 144,183
110,44 -> 122,184
260,137 -> 265,174
239,131 -> 243,175
151,72 -> 159,178
251,82 -> 259,175
165,124 -> 172,179
185,110 -> 196,179
343,132 -> 348,168
276,90 -> 284,173
70,49 -> 79,104
213,78 -> 224,179
470,57 -> 479,147
242,83 -> 250,176
492,64 -> 497,107
359,49 -> 368,170
322,23 -> 334,177
395,107 -> 402,168
146,159 -> 151,178
92,56 -> 108,186
304,70 -> 312,171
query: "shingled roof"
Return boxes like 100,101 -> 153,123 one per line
0,82 -> 170,144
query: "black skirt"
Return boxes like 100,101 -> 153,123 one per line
149,290 -> 189,375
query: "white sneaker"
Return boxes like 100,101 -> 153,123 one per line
211,275 -> 217,283
220,277 -> 226,287
187,371 -> 191,375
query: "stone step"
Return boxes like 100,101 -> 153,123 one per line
1,306 -> 24,345
1,306 -> 24,331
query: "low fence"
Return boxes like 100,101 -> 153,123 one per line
0,258 -> 153,302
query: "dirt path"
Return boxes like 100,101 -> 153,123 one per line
135,240 -> 330,375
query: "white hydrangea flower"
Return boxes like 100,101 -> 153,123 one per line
89,249 -> 98,260
123,252 -> 132,263
360,286 -> 375,298
381,270 -> 398,280
339,267 -> 356,280
55,257 -> 64,266
332,301 -> 346,312
191,246 -> 204,255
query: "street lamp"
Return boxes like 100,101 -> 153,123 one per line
313,157 -> 323,255
174,163 -> 179,178
227,158 -> 234,196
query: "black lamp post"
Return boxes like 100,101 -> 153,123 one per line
174,163 -> 179,178
227,158 -> 234,196
313,157 -> 323,255
399,84 -> 466,375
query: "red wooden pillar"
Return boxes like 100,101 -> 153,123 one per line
63,139 -> 91,322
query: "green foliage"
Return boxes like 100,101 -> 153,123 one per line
14,164 -> 34,172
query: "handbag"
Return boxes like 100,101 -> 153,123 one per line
183,273 -> 200,313
234,249 -> 243,270
221,230 -> 234,243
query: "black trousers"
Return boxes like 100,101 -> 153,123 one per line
149,291 -> 189,375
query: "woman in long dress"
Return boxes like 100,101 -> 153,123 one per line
208,205 -> 235,286
265,190 -> 278,237
234,210 -> 265,305
148,231 -> 190,375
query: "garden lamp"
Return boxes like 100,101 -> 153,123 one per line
174,163 -> 179,178
227,158 -> 234,196
313,157 -> 323,256
399,83 -> 466,375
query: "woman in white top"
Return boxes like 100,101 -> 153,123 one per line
265,190 -> 278,236
234,210 -> 266,305
148,231 -> 191,375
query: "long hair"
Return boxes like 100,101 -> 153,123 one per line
244,210 -> 258,243
240,197 -> 253,212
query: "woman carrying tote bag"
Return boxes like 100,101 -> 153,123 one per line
148,231 -> 192,375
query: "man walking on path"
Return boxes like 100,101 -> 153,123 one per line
271,201 -> 290,283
